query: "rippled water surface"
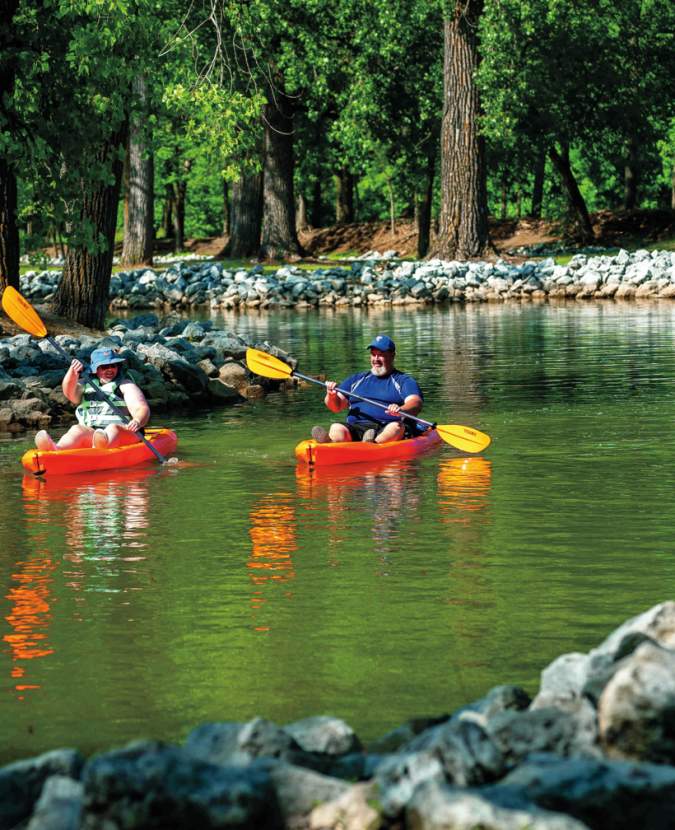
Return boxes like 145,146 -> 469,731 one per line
2,301 -> 675,762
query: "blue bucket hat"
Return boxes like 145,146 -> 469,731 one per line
90,348 -> 125,373
366,334 -> 396,352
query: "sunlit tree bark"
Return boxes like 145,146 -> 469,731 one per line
436,0 -> 489,259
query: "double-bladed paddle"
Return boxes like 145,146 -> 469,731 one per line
245,347 -> 491,454
1,286 -> 171,465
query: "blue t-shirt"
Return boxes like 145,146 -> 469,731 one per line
339,370 -> 423,425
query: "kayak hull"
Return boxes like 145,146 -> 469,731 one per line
21,428 -> 178,476
295,429 -> 441,466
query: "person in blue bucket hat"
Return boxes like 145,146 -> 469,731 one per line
311,333 -> 424,444
34,347 -> 150,452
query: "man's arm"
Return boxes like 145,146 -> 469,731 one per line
121,383 -> 151,432
62,360 -> 85,405
324,381 -> 349,413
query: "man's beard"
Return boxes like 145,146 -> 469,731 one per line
370,364 -> 388,377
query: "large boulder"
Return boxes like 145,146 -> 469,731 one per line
598,641 -> 675,762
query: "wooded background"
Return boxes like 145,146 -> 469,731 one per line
1,0 -> 673,325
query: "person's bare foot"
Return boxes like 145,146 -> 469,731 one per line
92,429 -> 108,449
311,425 -> 331,443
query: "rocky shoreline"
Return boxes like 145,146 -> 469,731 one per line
4,601 -> 675,829
17,248 -> 675,311
0,314 -> 295,436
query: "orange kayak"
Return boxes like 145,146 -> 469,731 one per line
21,428 -> 178,476
295,429 -> 441,466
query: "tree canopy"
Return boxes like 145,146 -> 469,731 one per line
1,0 -> 673,318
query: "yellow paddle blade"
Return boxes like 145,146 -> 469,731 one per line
246,347 -> 293,380
436,424 -> 491,453
1,286 -> 48,338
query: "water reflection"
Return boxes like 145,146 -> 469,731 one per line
4,469 -> 158,698
22,469 -> 155,561
437,457 -> 493,522
248,492 -> 297,633
295,460 -> 422,554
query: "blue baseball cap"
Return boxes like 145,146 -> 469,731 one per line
366,334 -> 396,352
90,348 -> 125,373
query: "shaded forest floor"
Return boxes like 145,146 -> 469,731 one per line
178,208 -> 675,263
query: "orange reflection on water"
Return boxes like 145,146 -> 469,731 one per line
248,492 -> 298,631
4,554 -> 56,698
248,493 -> 297,583
437,457 -> 493,522
10,468 -> 156,695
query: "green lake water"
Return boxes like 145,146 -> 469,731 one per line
2,300 -> 675,763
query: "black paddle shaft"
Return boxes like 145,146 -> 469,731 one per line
293,370 -> 437,430
46,336 -> 166,464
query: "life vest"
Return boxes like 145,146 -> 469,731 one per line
75,378 -> 130,428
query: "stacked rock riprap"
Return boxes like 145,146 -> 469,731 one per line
16,249 -> 675,311
0,314 -> 295,435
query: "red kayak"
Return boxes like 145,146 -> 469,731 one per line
295,429 -> 441,466
21,428 -> 178,476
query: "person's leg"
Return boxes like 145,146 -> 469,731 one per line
374,421 -> 405,443
56,425 -> 95,449
328,423 -> 352,442
35,430 -> 57,451
101,424 -> 141,449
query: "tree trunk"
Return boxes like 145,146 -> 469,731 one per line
222,179 -> 230,236
296,193 -> 309,232
417,145 -> 436,259
387,179 -> 396,235
531,147 -> 545,218
121,75 -> 154,266
0,158 -> 20,291
335,168 -> 354,225
515,189 -> 522,219
227,171 -> 263,258
436,1 -> 489,259
259,88 -> 302,260
623,134 -> 639,210
548,144 -> 594,242
500,178 -> 508,219
0,0 -> 20,291
162,185 -> 174,238
672,162 -> 675,211
54,124 -> 127,329
311,177 -> 323,228
172,161 -> 190,253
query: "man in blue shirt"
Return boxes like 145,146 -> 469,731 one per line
311,334 -> 424,443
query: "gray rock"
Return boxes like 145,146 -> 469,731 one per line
27,775 -> 84,830
598,641 -> 675,762
487,753 -> 675,830
374,751 -> 445,817
284,716 -> 362,756
254,759 -> 349,823
0,748 -> 84,830
487,699 -> 600,764
407,779 -> 590,830
403,718 -> 505,786
82,740 -> 280,830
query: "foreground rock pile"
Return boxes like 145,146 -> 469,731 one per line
4,601 -> 675,829
0,314 -> 293,435
18,249 -> 675,311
